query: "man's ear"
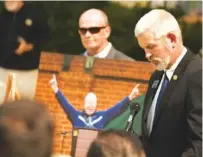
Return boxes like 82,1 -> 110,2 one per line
104,26 -> 111,38
166,32 -> 176,43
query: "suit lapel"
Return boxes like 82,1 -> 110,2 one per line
143,71 -> 163,136
106,46 -> 116,59
152,50 -> 195,130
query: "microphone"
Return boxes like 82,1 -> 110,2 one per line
125,102 -> 141,132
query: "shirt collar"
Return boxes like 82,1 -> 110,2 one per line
84,42 -> 112,58
165,46 -> 187,80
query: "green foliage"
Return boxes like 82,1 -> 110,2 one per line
104,3 -> 151,61
0,1 -> 202,60
181,21 -> 202,53
33,1 -> 109,54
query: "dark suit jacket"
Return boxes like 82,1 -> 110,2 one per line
142,49 -> 202,157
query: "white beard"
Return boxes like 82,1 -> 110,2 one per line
150,55 -> 170,71
156,55 -> 170,71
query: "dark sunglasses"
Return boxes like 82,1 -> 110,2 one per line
79,26 -> 107,35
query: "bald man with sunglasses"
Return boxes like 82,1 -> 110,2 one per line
78,9 -> 134,61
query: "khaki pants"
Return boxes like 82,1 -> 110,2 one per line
0,67 -> 38,104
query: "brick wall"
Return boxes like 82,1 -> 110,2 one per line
35,52 -> 155,155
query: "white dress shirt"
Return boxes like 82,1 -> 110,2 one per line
84,42 -> 112,58
147,47 -> 187,135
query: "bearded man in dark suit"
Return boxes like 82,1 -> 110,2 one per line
134,9 -> 202,157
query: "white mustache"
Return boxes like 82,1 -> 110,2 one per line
148,57 -> 162,62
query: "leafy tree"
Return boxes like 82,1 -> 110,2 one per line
0,1 -> 202,60
33,1 -> 109,54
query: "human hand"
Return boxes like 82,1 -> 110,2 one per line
49,74 -> 59,94
128,84 -> 140,100
15,37 -> 34,55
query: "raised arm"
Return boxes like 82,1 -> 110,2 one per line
104,84 -> 140,122
49,75 -> 78,122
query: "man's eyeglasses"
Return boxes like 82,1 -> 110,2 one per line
78,26 -> 107,35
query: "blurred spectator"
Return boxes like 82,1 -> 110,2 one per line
0,100 -> 54,157
78,8 -> 134,61
87,129 -> 145,157
0,0 -> 51,103
51,155 -> 70,157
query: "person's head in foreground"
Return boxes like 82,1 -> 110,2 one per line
134,9 -> 184,71
4,0 -> 24,13
87,129 -> 145,157
0,100 -> 54,157
78,8 -> 111,56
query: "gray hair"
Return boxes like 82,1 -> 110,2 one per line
134,9 -> 181,39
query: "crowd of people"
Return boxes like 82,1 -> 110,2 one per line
0,1 -> 202,157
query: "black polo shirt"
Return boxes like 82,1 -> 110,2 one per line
0,3 -> 51,70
